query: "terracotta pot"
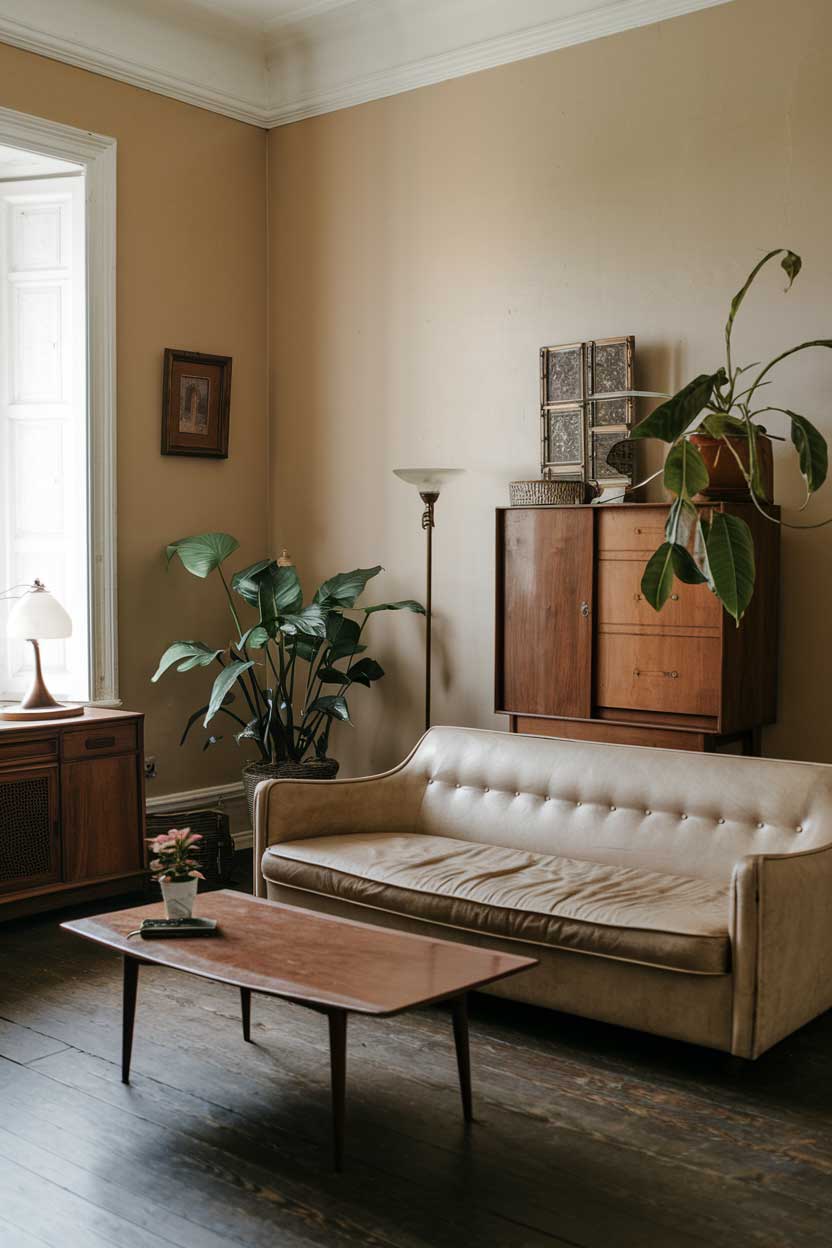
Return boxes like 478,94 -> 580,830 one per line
242,758 -> 339,828
689,433 -> 773,501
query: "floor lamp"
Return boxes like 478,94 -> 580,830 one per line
394,469 -> 464,732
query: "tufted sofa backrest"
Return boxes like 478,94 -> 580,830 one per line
404,727 -> 832,882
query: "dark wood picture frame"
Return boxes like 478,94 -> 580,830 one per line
161,348 -> 232,458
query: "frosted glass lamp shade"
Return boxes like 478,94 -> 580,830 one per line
393,468 -> 464,493
7,584 -> 72,640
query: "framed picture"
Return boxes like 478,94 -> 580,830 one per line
161,348 -> 232,458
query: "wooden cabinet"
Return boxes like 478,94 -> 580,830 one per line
0,708 -> 145,919
495,504 -> 779,753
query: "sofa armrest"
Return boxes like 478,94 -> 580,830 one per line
252,755 -> 425,897
730,841 -> 832,1058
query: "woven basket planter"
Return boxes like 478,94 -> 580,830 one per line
509,479 -> 593,506
243,758 -> 340,829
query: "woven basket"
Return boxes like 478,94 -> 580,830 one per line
242,758 -> 339,827
509,479 -> 590,506
145,807 -> 234,894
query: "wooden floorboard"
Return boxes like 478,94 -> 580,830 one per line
1,865 -> 832,1247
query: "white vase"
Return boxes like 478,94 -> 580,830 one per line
160,876 -> 198,919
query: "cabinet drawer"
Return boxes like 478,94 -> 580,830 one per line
0,733 -> 58,768
597,559 -> 720,632
598,510 -> 669,554
62,722 -> 138,760
597,635 -> 720,717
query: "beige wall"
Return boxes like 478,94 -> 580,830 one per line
268,0 -> 832,774
0,43 -> 268,794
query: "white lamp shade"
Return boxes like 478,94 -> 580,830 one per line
7,585 -> 72,640
393,468 -> 465,493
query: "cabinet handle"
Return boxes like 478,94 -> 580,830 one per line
633,669 -> 679,679
579,601 -> 590,618
86,736 -> 116,749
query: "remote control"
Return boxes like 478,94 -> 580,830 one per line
132,917 -> 219,938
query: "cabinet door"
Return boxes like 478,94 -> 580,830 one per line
62,754 -> 142,882
497,508 -> 594,718
0,764 -> 60,894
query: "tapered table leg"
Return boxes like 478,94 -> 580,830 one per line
240,987 -> 252,1042
122,956 -> 140,1084
452,993 -> 473,1123
328,1009 -> 348,1172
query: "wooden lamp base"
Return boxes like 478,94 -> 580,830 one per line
0,638 -> 85,722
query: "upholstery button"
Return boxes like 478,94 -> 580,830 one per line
718,817 -> 725,824
576,801 -> 582,807
757,822 -> 765,829
515,791 -> 520,798
645,810 -> 651,816
681,814 -> 688,820
609,805 -> 616,812
796,825 -> 804,833
455,783 -> 460,789
484,787 -> 490,793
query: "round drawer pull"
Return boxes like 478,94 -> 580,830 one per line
670,593 -> 679,602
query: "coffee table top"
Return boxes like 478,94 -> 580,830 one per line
62,891 -> 536,1016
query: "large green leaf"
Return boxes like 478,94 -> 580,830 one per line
204,660 -> 254,726
232,560 -> 274,607
152,641 -> 222,682
789,411 -> 828,494
314,566 -> 382,608
316,665 -> 349,684
279,604 -> 327,638
700,412 -> 753,439
239,625 -> 270,649
326,613 -> 361,647
630,372 -> 725,443
310,694 -> 351,723
363,600 -> 425,615
258,564 -> 303,630
344,657 -> 384,687
663,440 -> 709,498
671,545 -> 707,585
726,250 -> 801,345
704,512 -> 755,623
640,543 -> 675,611
166,533 -> 239,578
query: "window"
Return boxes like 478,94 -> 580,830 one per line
0,110 -> 117,707
0,158 -> 89,700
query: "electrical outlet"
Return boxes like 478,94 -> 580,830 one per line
144,756 -> 158,781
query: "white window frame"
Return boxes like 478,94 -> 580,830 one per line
0,106 -> 118,706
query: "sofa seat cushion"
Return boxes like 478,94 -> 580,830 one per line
262,833 -> 730,975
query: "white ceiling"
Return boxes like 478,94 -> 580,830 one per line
0,0 -> 733,128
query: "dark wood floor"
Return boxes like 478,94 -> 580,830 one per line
2,855 -> 831,1248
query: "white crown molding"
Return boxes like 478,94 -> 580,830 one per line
0,2 -> 270,127
0,0 -> 733,127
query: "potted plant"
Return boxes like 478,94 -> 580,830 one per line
626,248 -> 830,621
148,827 -> 204,918
152,535 -> 424,822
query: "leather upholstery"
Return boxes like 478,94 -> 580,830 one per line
262,833 -> 731,974
254,726 -> 832,1057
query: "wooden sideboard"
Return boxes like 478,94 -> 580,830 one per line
0,707 -> 146,919
495,503 -> 779,753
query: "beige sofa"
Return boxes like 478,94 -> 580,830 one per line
255,726 -> 832,1059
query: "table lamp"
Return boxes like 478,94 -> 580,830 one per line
0,580 -> 83,721
393,469 -> 464,731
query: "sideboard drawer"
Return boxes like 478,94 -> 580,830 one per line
62,722 -> 138,760
597,558 -> 720,632
597,634 -> 720,717
0,733 -> 58,768
598,510 -> 669,554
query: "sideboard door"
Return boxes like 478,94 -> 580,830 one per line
497,508 -> 594,718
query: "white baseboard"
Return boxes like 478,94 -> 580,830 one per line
145,780 -> 252,850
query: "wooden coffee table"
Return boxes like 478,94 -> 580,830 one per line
62,891 -> 536,1169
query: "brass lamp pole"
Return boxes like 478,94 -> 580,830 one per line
394,469 -> 464,732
